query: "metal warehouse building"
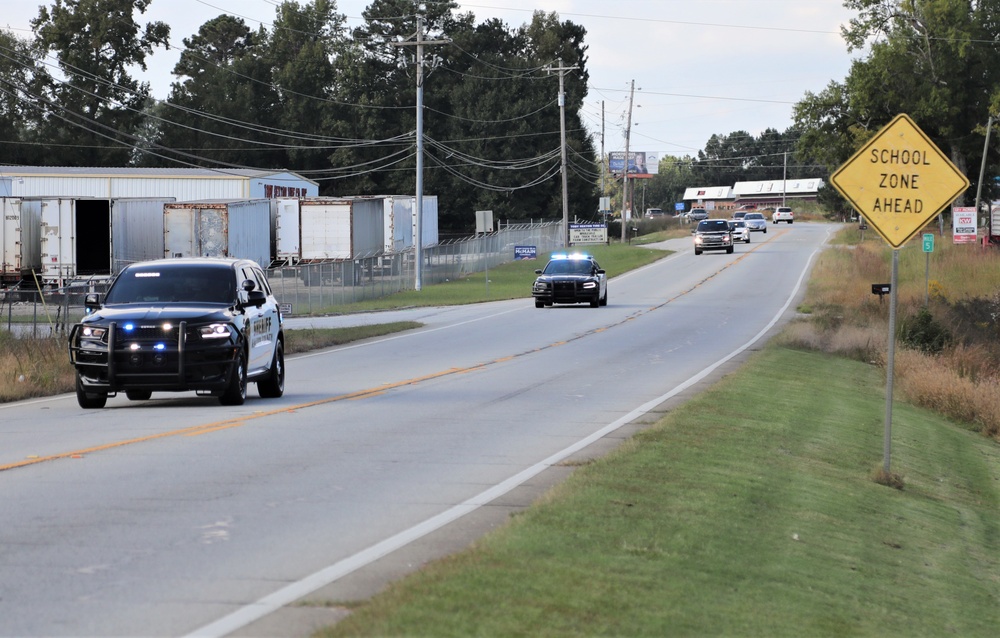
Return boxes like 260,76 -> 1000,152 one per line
684,178 -> 825,211
0,166 -> 319,200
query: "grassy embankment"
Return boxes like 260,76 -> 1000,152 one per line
0,243 -> 669,403
308,220 -> 1000,637
317,346 -> 1000,637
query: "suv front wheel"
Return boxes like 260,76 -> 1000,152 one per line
219,346 -> 247,406
257,340 -> 285,398
75,374 -> 108,409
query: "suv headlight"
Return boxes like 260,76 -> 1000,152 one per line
80,326 -> 107,340
198,323 -> 233,339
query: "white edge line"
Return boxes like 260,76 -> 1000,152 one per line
184,237 -> 828,638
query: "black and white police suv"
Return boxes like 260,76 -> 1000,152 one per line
532,253 -> 608,308
68,258 -> 284,409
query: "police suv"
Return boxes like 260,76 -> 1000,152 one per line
532,253 -> 608,308
68,258 -> 284,408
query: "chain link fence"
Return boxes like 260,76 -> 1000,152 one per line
2,221 -> 564,335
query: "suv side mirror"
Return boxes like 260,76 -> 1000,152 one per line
84,293 -> 102,311
243,290 -> 266,308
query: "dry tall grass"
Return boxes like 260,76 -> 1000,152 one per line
0,333 -> 76,402
784,225 -> 1000,440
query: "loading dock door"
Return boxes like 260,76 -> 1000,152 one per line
75,199 -> 111,276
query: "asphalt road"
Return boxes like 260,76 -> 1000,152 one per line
0,222 -> 835,637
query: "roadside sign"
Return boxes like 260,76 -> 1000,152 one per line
514,245 -> 537,260
922,233 -> 934,252
569,222 -> 608,245
952,206 -> 977,244
830,113 -> 970,248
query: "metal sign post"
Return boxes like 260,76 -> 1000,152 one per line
922,233 -> 934,306
830,113 -> 970,475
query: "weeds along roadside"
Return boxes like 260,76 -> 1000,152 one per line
779,224 -> 1000,440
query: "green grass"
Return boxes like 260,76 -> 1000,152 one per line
317,345 -> 1000,637
284,322 -> 423,354
318,243 -> 670,313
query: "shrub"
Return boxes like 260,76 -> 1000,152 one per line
898,307 -> 951,353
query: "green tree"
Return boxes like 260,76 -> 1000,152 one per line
337,2 -> 596,232
804,0 -> 1000,204
266,0 -> 350,170
328,0 -> 458,198
793,80 -> 863,173
694,129 -> 800,186
143,13 -> 287,168
645,155 -> 696,210
31,0 -> 169,165
0,30 -> 48,165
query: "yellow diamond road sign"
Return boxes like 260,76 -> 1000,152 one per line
830,113 -> 970,248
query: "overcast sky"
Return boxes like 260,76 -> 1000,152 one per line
3,0 -> 860,161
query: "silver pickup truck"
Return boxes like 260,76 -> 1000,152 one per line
693,219 -> 734,255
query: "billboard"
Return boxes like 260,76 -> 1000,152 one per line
608,151 -> 658,178
569,223 -> 608,245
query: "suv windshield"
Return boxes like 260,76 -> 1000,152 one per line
697,220 -> 730,231
105,265 -> 237,305
543,259 -> 597,275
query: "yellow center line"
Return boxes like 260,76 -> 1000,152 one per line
0,366 -> 496,473
2,234 -> 787,474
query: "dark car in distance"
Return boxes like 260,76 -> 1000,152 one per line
532,253 -> 608,308
68,258 -> 285,408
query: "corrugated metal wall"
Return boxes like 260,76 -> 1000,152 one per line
111,198 -> 175,273
5,172 -> 318,201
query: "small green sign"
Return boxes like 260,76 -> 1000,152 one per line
922,233 -> 934,252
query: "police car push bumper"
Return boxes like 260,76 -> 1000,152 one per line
69,318 -> 242,395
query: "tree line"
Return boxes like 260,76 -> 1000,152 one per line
793,0 -> 1000,215
4,1 -> 997,230
622,0 -> 1000,217
0,0 -> 597,233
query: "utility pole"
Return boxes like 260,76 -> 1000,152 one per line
620,79 -> 635,242
974,114 -> 995,227
600,100 -> 605,201
782,151 -> 788,207
394,13 -> 449,290
547,61 -> 579,248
